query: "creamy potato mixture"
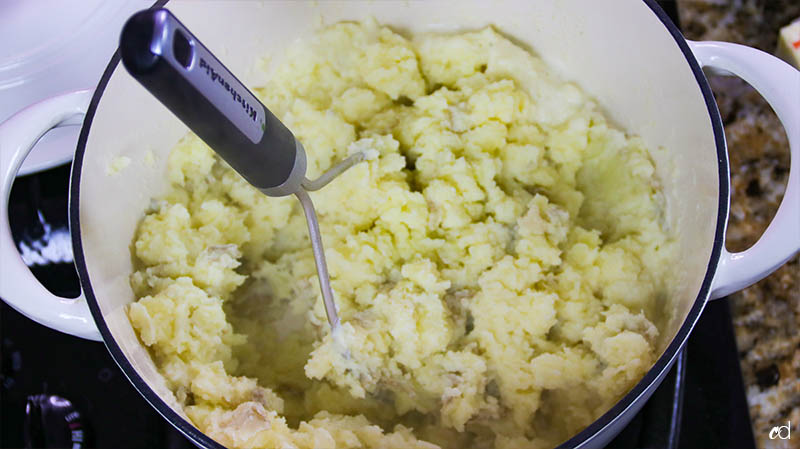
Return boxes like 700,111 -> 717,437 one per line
128,20 -> 674,449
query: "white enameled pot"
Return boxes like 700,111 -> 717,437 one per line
1,1 -> 798,447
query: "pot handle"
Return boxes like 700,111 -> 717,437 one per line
688,41 -> 800,299
0,90 -> 102,341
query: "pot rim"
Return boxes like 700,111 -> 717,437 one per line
69,1 -> 729,447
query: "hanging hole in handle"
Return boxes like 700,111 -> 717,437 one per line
8,164 -> 81,299
6,108 -> 87,299
173,29 -> 194,69
702,72 -> 791,253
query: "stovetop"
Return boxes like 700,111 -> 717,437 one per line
0,3 -> 758,448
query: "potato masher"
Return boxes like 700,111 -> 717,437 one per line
119,8 -> 359,334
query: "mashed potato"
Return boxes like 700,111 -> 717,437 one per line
128,20 -> 674,449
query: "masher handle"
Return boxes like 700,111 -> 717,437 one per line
120,8 -> 306,196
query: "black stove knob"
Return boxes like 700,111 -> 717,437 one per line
24,394 -> 86,448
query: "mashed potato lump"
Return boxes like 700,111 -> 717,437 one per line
128,20 -> 674,449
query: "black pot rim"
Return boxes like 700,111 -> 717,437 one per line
69,1 -> 728,448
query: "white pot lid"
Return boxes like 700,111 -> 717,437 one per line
0,0 -> 149,175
